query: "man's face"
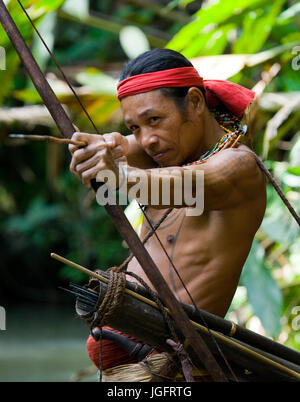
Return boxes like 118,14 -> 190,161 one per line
121,89 -> 201,167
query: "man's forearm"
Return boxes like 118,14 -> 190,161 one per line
117,164 -> 204,214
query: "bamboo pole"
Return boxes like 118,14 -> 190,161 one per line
51,252 -> 300,377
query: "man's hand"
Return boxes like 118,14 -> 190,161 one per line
69,132 -> 128,187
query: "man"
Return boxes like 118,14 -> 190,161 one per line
69,48 -> 266,379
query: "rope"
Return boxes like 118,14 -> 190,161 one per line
139,353 -> 180,382
91,269 -> 126,328
166,339 -> 195,382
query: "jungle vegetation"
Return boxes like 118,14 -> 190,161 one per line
0,0 -> 299,350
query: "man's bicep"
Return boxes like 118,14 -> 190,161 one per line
200,149 -> 262,210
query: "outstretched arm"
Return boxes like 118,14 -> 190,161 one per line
69,131 -> 265,211
121,147 -> 266,211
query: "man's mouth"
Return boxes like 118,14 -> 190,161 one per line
151,150 -> 169,161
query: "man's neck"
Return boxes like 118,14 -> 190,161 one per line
191,110 -> 225,162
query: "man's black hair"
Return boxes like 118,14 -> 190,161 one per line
120,48 -> 193,79
120,49 -> 242,134
120,48 -> 205,113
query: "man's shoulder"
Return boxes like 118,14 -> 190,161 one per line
206,143 -> 266,200
211,143 -> 256,163
197,143 -> 259,176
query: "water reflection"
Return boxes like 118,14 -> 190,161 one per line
0,302 -> 97,382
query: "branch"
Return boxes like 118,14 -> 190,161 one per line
125,0 -> 191,24
57,9 -> 170,48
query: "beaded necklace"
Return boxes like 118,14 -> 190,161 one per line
182,110 -> 246,167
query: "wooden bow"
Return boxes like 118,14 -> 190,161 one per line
0,0 -> 229,382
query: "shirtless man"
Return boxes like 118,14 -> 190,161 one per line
69,48 -> 266,320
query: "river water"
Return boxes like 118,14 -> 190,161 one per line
0,302 -> 97,382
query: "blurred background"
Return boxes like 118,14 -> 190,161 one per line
0,0 -> 299,382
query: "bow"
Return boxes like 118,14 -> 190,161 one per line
0,0 -> 230,382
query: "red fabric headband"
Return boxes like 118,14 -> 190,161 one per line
117,67 -> 255,118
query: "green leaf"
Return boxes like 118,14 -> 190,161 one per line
76,68 -> 118,96
0,0 -> 66,104
282,172 -> 300,187
240,239 -> 282,338
166,0 -> 265,52
181,23 -> 236,58
261,198 -> 299,245
287,166 -> 300,176
233,0 -> 285,54
289,135 -> 300,166
277,3 -> 300,23
32,0 -> 66,13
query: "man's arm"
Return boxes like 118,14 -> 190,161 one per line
123,147 -> 266,211
69,133 -> 265,211
199,147 -> 266,210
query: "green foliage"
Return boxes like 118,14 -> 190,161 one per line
232,0 -> 285,54
4,197 -> 64,249
167,0 -> 266,56
0,0 -> 66,105
240,239 -> 283,338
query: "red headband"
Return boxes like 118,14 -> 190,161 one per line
117,67 -> 255,118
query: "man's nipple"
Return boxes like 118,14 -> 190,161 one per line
167,234 -> 175,243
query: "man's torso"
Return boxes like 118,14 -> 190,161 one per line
127,148 -> 266,317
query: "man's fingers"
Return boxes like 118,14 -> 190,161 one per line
103,133 -> 116,147
111,145 -> 124,159
81,164 -> 104,187
68,143 -> 78,154
68,131 -> 121,189
75,153 -> 101,175
72,141 -> 108,165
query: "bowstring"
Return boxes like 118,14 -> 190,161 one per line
17,1 -> 238,381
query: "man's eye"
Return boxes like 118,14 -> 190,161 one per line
130,125 -> 139,132
149,117 -> 159,124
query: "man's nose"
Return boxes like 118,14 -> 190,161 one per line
140,128 -> 159,149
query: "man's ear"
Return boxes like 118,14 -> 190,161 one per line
187,87 -> 205,115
